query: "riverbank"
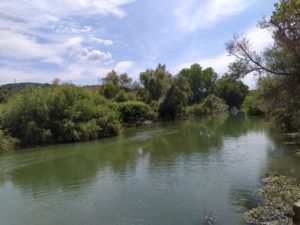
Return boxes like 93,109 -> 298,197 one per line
244,174 -> 300,225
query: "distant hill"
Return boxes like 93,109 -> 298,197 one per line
0,83 -> 50,103
0,82 -> 50,90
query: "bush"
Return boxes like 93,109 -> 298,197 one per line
118,101 -> 152,123
0,130 -> 18,153
242,91 -> 266,116
189,94 -> 229,116
271,107 -> 300,131
0,84 -> 121,146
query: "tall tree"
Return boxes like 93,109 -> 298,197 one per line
159,75 -> 192,120
179,64 -> 217,104
227,0 -> 300,130
216,74 -> 249,109
139,64 -> 171,103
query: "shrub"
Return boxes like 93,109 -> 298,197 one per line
79,119 -> 101,141
242,91 -> 266,116
0,130 -> 18,152
0,85 -> 121,146
189,94 -> 229,116
118,101 -> 152,123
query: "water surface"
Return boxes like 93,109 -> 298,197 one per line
0,115 -> 299,225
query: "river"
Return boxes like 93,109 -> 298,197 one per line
0,115 -> 299,225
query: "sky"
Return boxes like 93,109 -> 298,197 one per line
0,0 -> 277,88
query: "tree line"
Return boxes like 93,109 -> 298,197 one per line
1,0 -> 298,152
0,63 -> 249,151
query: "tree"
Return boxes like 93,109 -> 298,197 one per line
216,74 -> 249,109
100,71 -> 133,100
179,64 -> 217,104
159,75 -> 192,120
226,0 -> 300,130
139,64 -> 171,103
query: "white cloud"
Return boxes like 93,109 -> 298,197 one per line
175,53 -> 233,75
245,26 -> 273,52
114,61 -> 134,73
174,0 -> 252,31
0,0 -> 134,23
0,30 -> 63,64
92,37 -> 114,46
0,0 -> 128,62
0,0 -> 134,84
84,50 -> 112,62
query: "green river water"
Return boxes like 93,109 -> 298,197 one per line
0,115 -> 300,225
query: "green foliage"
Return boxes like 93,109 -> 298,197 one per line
101,81 -> 121,99
189,94 -> 229,116
216,74 -> 249,109
0,83 -> 50,103
242,91 -> 266,116
139,64 -> 171,103
0,62 -> 267,148
0,84 -> 120,146
0,130 -> 18,153
100,70 -> 133,100
179,64 -> 217,104
118,101 -> 152,123
159,75 -> 192,120
227,0 -> 300,131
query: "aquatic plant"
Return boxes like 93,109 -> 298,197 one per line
244,174 -> 300,224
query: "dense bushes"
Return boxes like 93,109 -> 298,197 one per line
0,84 -> 120,146
118,101 -> 153,123
189,95 -> 229,116
0,130 -> 18,152
242,91 -> 266,116
0,65 -> 253,150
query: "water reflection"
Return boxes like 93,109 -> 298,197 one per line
0,115 -> 299,225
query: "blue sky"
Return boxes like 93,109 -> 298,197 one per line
0,0 -> 277,87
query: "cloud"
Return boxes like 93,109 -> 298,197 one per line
92,38 -> 114,46
175,53 -> 234,75
245,26 -> 273,52
0,0 -> 134,84
174,25 -> 274,88
0,0 -> 135,23
174,0 -> 252,31
114,61 -> 134,74
0,67 -> 56,84
84,50 -> 112,62
0,30 -> 63,64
